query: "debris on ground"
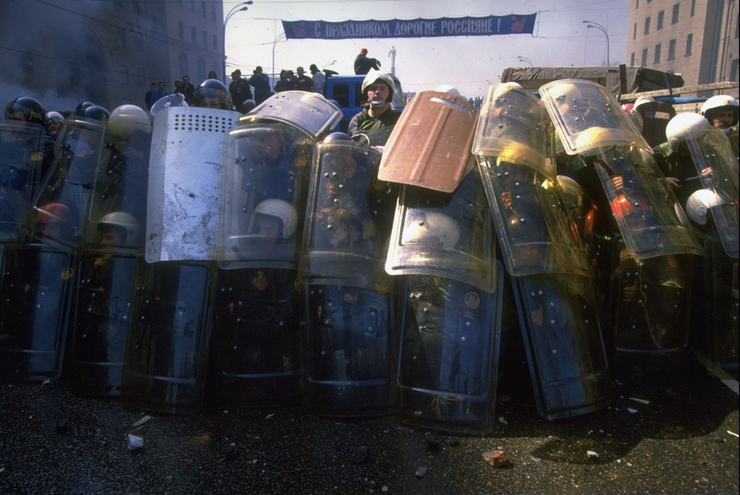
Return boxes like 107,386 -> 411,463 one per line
629,397 -> 650,405
587,451 -> 599,461
483,451 -> 511,468
127,434 -> 144,451
351,446 -> 369,464
415,466 -> 427,478
55,418 -> 69,435
132,415 -> 152,427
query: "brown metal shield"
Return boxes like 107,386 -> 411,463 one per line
378,90 -> 478,193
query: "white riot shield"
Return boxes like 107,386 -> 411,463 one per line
146,106 -> 238,262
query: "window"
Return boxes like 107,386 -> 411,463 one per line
644,17 -> 651,35
202,30 -> 208,47
120,65 -> 129,85
135,34 -> 144,52
213,34 -> 218,50
179,53 -> 189,77
178,21 -> 184,39
657,11 -> 664,30
190,1 -> 195,11
212,6 -> 217,21
116,27 -> 126,47
137,67 -> 146,86
132,1 -> 140,14
641,48 -> 648,66
201,2 -> 206,17
685,33 -> 693,56
672,3 -> 680,24
690,0 -> 696,16
197,57 -> 206,82
114,0 -> 123,6
631,52 -> 636,66
633,23 -> 637,40
191,26 -> 197,43
636,0 -> 639,7
731,59 -> 739,82
668,39 -> 676,60
654,44 -> 661,64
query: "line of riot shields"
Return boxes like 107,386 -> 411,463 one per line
0,82 -> 736,435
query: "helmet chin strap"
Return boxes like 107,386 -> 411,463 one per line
369,100 -> 386,108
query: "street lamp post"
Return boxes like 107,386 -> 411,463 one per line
223,1 -> 254,83
517,56 -> 534,67
582,20 -> 610,67
271,33 -> 286,82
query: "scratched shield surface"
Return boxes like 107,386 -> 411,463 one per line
146,107 -> 238,262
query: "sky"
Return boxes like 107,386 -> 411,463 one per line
224,0 -> 631,99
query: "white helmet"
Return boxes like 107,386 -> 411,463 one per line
98,211 -> 140,242
45,111 -> 65,125
700,95 -> 739,127
435,84 -> 461,97
254,199 -> 298,236
108,104 -> 151,140
685,189 -> 725,226
665,112 -> 710,152
361,69 -> 395,102
405,211 -> 461,248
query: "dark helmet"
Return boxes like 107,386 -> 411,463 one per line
322,132 -> 353,144
194,79 -> 232,110
237,100 -> 256,115
82,105 -> 111,121
5,97 -> 46,125
75,101 -> 95,116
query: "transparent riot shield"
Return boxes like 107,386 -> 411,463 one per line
0,243 -> 75,381
610,235 -> 692,360
244,91 -> 342,139
301,284 -> 394,416
539,79 -> 650,155
212,267 -> 302,407
66,251 -> 136,395
379,90 -> 478,193
634,101 -> 675,148
80,111 -> 153,250
212,122 -> 313,267
0,121 -> 44,242
386,167 -> 496,294
473,82 -> 592,273
395,269 -> 504,433
24,117 -> 106,252
301,139 -> 394,290
511,271 -> 611,420
690,232 -> 738,368
683,125 -> 739,259
146,106 -> 238,262
121,257 -> 214,414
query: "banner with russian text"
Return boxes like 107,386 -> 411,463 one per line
281,14 -> 536,40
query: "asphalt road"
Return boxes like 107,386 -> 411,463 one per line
0,351 -> 737,495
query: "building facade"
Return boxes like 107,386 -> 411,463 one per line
626,0 -> 738,92
0,0 -> 224,112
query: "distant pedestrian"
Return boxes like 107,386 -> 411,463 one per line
274,70 -> 293,93
310,64 -> 325,94
229,69 -> 253,109
249,66 -> 273,105
208,70 -> 218,80
354,48 -> 381,75
150,82 -> 169,105
294,66 -> 313,92
181,75 -> 196,106
144,83 -> 156,110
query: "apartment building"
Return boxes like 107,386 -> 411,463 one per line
0,0 -> 224,111
626,0 -> 738,93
